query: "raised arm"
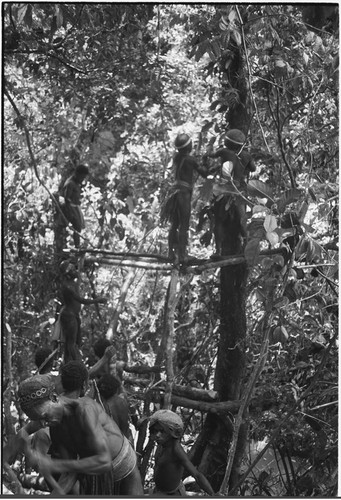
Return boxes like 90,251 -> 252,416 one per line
63,284 -> 107,306
194,159 -> 210,178
88,346 -> 115,379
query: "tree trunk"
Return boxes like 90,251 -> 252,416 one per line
191,16 -> 251,491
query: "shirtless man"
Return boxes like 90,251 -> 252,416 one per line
53,260 -> 106,363
62,164 -> 89,248
17,374 -> 144,495
161,133 -> 208,264
149,409 -> 214,496
3,361 -> 89,494
97,374 -> 133,443
205,129 -> 256,253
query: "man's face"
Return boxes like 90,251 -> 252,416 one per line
24,396 -> 63,427
150,423 -> 171,445
77,173 -> 88,184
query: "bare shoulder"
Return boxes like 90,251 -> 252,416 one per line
173,440 -> 188,460
74,396 -> 101,417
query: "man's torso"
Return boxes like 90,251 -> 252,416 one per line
50,397 -> 124,460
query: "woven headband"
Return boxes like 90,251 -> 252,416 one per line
177,137 -> 192,149
19,385 -> 54,410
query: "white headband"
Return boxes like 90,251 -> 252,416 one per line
177,137 -> 192,149
226,136 -> 244,146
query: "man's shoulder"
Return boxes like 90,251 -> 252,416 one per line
185,155 -> 199,167
214,148 -> 236,159
74,396 -> 99,412
239,150 -> 252,163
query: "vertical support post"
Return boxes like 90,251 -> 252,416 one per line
163,268 -> 179,409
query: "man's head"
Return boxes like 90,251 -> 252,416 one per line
18,375 -> 63,425
174,133 -> 192,153
97,374 -> 121,400
74,164 -> 89,183
35,347 -> 54,374
59,260 -> 78,279
93,338 -> 111,359
60,361 -> 88,396
149,409 -> 184,444
224,129 -> 246,150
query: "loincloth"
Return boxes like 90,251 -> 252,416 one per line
111,435 -> 137,481
154,480 -> 187,496
160,182 -> 193,223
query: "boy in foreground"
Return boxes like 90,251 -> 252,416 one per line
149,409 -> 214,496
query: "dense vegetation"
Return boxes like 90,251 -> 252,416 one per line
3,3 -> 338,496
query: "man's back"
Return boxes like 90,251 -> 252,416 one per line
49,396 -> 124,460
212,147 -> 247,183
63,176 -> 81,205
104,394 -> 130,437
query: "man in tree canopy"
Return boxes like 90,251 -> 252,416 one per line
205,129 -> 256,255
161,133 -> 209,265
62,164 -> 89,248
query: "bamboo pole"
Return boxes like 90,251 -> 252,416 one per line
163,268 -> 179,409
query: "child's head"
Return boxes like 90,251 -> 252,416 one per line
149,409 -> 184,443
97,374 -> 121,399
224,129 -> 246,150
174,133 -> 192,153
60,360 -> 88,395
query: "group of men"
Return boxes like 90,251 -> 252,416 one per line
4,345 -> 215,496
163,129 -> 255,263
58,129 -> 255,264
4,129 -> 256,495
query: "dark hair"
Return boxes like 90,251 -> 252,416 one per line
97,374 -> 121,399
75,164 -> 89,176
60,361 -> 88,392
35,347 -> 54,374
93,338 -> 111,358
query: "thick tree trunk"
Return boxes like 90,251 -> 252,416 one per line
191,18 -> 251,491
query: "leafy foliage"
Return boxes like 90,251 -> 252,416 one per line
3,3 -> 338,496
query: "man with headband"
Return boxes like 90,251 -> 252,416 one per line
161,133 -> 209,265
16,374 -> 143,495
149,409 -> 214,496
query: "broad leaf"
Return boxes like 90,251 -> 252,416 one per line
247,180 -> 274,203
277,188 -> 302,213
